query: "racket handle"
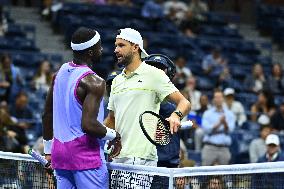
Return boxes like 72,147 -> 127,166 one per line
180,120 -> 194,129
28,148 -> 50,168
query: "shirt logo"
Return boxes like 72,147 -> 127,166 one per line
68,68 -> 75,72
138,80 -> 142,83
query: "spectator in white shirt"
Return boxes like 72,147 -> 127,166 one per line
223,88 -> 247,127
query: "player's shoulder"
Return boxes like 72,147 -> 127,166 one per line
81,73 -> 105,91
142,62 -> 166,76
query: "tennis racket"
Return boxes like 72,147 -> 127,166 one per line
28,148 -> 50,168
139,111 -> 193,146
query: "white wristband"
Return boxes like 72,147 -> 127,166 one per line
43,139 -> 53,154
102,127 -> 116,141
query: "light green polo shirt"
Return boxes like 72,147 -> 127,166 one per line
108,62 -> 178,160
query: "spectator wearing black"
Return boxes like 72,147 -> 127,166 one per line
144,54 -> 181,168
179,10 -> 200,38
10,91 -> 33,130
271,101 -> 284,132
0,54 -> 23,102
0,101 -> 28,153
267,63 -> 284,94
250,90 -> 276,122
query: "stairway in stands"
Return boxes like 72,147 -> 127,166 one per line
9,6 -> 72,64
239,24 -> 284,66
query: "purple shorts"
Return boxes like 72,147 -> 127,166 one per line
55,164 -> 108,189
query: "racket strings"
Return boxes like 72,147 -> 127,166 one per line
155,119 -> 171,145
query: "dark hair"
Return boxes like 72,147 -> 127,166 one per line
0,53 -> 11,63
260,90 -> 275,110
71,27 -> 97,52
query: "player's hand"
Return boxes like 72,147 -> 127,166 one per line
44,154 -> 53,171
167,114 -> 181,134
108,132 -> 122,159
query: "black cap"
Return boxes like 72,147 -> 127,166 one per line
144,54 -> 176,81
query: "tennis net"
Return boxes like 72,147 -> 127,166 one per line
1,151 -> 284,189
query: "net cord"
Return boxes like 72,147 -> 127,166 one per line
1,151 -> 284,178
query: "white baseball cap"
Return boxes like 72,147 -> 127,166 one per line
116,28 -> 148,58
224,88 -> 235,96
265,134 -> 280,146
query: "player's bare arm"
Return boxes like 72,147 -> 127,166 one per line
104,110 -> 115,130
167,91 -> 191,134
42,75 -> 55,163
79,74 -> 114,138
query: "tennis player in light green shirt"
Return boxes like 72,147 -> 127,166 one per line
104,28 -> 191,166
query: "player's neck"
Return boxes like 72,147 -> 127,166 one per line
125,57 -> 142,75
73,56 -> 89,66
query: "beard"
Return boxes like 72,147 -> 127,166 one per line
117,52 -> 133,67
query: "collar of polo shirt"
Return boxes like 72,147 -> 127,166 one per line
122,62 -> 146,78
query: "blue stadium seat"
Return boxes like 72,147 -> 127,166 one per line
196,76 -> 215,90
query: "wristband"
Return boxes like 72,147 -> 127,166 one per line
102,127 -> 116,141
43,139 -> 53,155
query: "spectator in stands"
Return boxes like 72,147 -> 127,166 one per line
0,6 -> 7,37
108,0 -> 132,7
271,100 -> 284,132
141,0 -> 164,19
194,94 -> 210,152
10,91 -> 33,130
249,115 -> 272,163
267,63 -> 284,94
173,56 -> 192,89
187,0 -> 209,21
223,88 -> 246,127
250,90 -> 276,122
163,0 -> 188,25
257,134 -> 284,162
202,47 -> 227,76
183,76 -> 201,111
179,10 -> 200,38
0,54 -> 23,103
244,63 -> 266,93
0,100 -> 28,153
201,89 -> 235,166
206,176 -> 225,189
217,67 -> 232,89
31,60 -> 53,94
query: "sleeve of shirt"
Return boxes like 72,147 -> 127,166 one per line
107,80 -> 115,111
154,69 -> 178,102
226,111 -> 236,133
201,110 -> 215,134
